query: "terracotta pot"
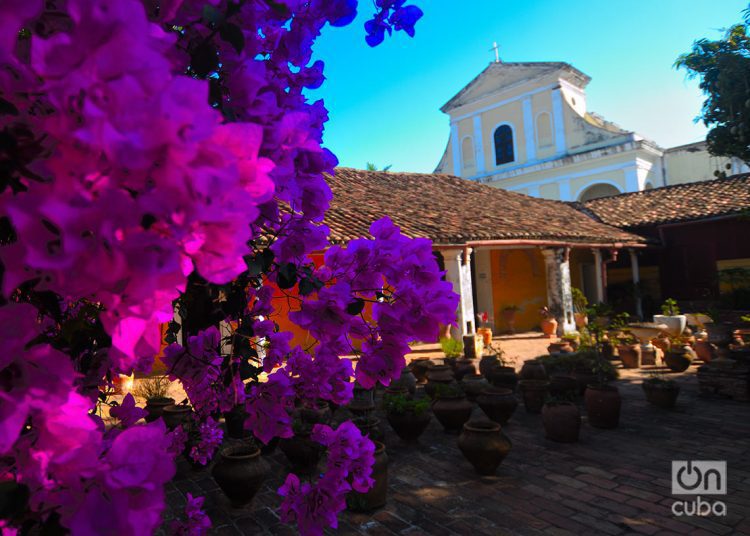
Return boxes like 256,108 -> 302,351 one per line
391,367 -> 417,394
584,385 -> 621,429
618,344 -> 641,369
476,388 -> 517,425
457,420 -> 512,476
601,340 -> 615,361
144,397 -> 174,423
693,340 -> 716,363
549,375 -> 578,399
460,374 -> 491,402
487,365 -> 519,392
653,336 -> 671,354
386,411 -> 431,442
542,402 -> 581,443
642,381 -> 680,409
453,358 -> 477,382
223,405 -> 248,439
479,355 -> 500,377
477,327 -> 493,346
541,317 -> 558,338
519,380 -> 549,414
298,400 -> 331,425
353,416 -> 384,442
409,359 -> 432,383
347,441 -> 388,511
425,365 -> 455,398
519,360 -> 547,381
162,404 -> 192,430
547,341 -> 573,355
432,394 -> 473,433
574,312 -> 588,330
279,431 -> 322,474
664,347 -> 694,373
212,444 -> 270,508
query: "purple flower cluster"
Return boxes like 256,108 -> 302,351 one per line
170,493 -> 211,536
365,0 -> 424,46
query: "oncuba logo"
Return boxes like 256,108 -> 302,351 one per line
671,461 -> 727,517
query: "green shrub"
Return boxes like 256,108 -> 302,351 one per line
440,337 -> 463,358
383,393 -> 430,416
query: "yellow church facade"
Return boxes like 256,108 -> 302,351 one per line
435,61 -> 746,201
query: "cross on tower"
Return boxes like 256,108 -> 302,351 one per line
490,42 -> 500,63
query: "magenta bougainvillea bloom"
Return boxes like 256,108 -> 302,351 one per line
0,1 -> 448,535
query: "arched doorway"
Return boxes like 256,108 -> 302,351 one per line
578,183 -> 621,202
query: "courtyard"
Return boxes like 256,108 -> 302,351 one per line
161,334 -> 750,536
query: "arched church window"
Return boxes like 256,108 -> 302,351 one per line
578,183 -> 621,202
461,136 -> 474,169
536,112 -> 552,148
494,125 -> 514,165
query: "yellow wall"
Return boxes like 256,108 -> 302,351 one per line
665,144 -> 733,185
490,249 -> 548,332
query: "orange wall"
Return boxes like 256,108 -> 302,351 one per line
490,249 -> 548,332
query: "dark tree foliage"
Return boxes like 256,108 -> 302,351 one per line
676,7 -> 750,164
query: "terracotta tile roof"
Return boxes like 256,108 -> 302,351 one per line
324,168 -> 645,246
579,174 -> 750,229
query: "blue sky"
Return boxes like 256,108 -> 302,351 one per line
307,0 -> 749,173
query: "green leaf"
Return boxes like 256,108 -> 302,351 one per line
202,4 -> 225,25
190,43 -> 218,78
244,249 -> 274,277
0,481 -> 29,520
277,262 -> 297,289
0,98 -> 18,116
346,298 -> 365,315
219,23 -> 245,54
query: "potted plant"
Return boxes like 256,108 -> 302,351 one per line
346,441 -> 388,511
617,332 -> 641,369
539,306 -> 558,338
572,287 -> 589,329
654,298 -> 687,337
431,383 -> 473,434
484,343 -> 518,392
132,375 -> 174,423
501,304 -> 520,334
476,311 -> 494,346
561,332 -> 580,351
583,321 -> 622,429
383,393 -> 431,442
541,395 -> 581,443
642,374 -> 680,409
440,336 -> 463,371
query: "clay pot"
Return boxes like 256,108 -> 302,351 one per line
573,371 -> 598,395
584,385 -> 621,429
618,344 -> 641,369
298,400 -> 331,425
353,416 -> 384,442
212,444 -> 270,508
477,327 -> 493,346
457,420 -> 512,476
279,430 -> 322,474
384,385 -> 409,398
476,388 -> 517,425
542,402 -> 581,443
487,365 -> 519,391
642,380 -> 680,409
144,397 -> 175,423
549,375 -> 578,399
409,359 -> 432,383
541,317 -> 558,338
432,394 -> 473,433
391,368 -> 417,394
547,341 -> 573,355
162,404 -> 192,430
519,380 -> 549,414
519,360 -> 547,380
693,340 -> 716,363
453,359 -> 477,382
653,314 -> 687,338
386,410 -> 431,442
653,336 -> 671,354
479,355 -> 500,377
460,374 -> 491,401
664,346 -> 694,373
574,312 -> 588,330
223,405 -> 248,439
347,441 -> 388,512
425,365 -> 455,398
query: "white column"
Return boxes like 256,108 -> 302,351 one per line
443,248 -> 476,338
629,249 -> 643,320
450,122 -> 461,176
473,115 -> 485,174
624,165 -> 640,192
551,87 -> 566,155
592,248 -> 605,304
541,248 -> 576,335
522,96 -> 536,162
473,249 -> 495,330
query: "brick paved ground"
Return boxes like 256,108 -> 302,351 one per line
162,334 -> 750,535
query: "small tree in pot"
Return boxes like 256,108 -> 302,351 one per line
642,372 -> 680,409
132,375 -> 174,423
383,393 -> 432,442
583,307 -> 622,429
654,298 -> 687,337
